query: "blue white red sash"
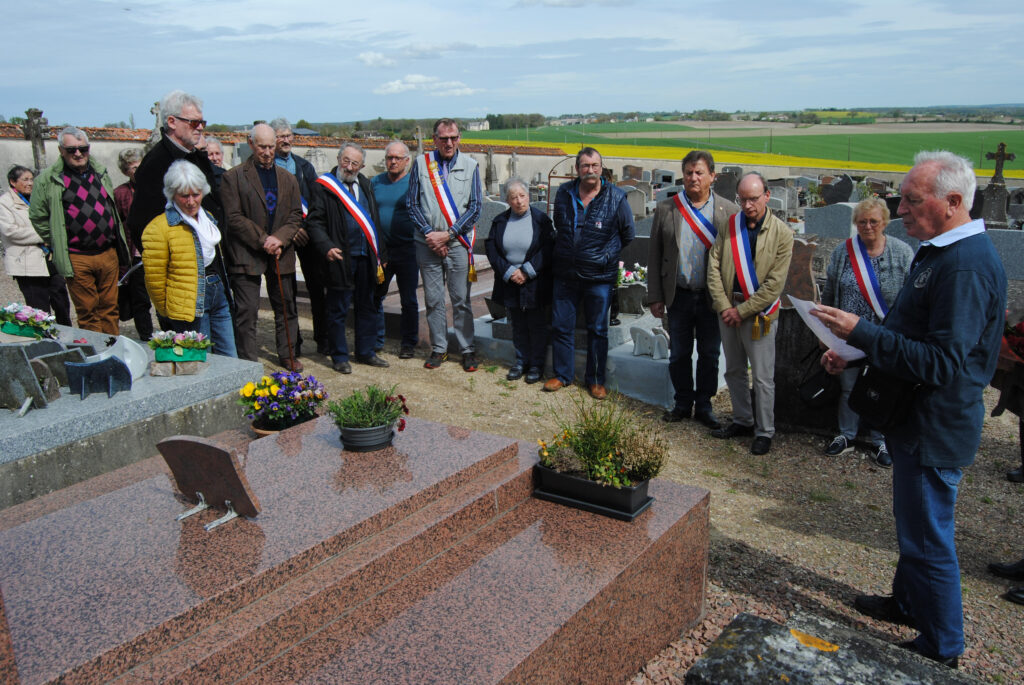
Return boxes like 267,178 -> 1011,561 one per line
672,193 -> 716,249
845,236 -> 887,319
315,173 -> 384,283
300,196 -> 308,219
728,213 -> 780,316
422,151 -> 477,279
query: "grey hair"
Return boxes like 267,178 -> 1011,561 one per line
913,150 -> 976,211
162,160 -> 210,202
204,136 -> 223,151
117,148 -> 142,174
160,90 -> 203,126
384,140 -> 410,157
269,117 -> 292,133
338,142 -> 365,161
250,122 -> 274,140
57,126 -> 88,147
852,197 -> 890,225
504,177 -> 529,200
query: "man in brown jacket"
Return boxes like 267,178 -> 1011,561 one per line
707,172 -> 793,455
221,123 -> 303,368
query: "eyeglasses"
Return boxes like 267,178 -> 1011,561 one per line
385,155 -> 408,162
63,145 -> 90,156
339,159 -> 363,169
435,136 -> 459,143
172,115 -> 206,129
738,194 -> 764,206
856,219 -> 883,227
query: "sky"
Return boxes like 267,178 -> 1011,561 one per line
3,0 -> 1023,128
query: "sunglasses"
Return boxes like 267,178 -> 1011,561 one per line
64,145 -> 90,155
173,115 -> 207,129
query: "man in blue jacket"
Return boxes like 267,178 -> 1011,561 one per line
544,147 -> 634,400
813,151 -> 1007,669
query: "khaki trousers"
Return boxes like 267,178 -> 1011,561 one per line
66,249 -> 120,335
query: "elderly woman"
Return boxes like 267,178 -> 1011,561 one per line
485,178 -> 554,382
820,197 -> 913,466
142,160 -> 236,357
113,148 -> 153,340
0,165 -> 72,325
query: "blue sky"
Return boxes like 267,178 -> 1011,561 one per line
3,0 -> 1022,127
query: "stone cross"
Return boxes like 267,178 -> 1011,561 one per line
22,108 -> 47,171
145,101 -> 162,153
414,126 -> 424,156
485,149 -> 497,195
985,142 -> 1015,185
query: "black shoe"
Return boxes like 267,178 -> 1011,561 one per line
333,360 -> 352,374
874,443 -> 892,468
899,640 -> 958,669
610,317 -> 621,326
750,436 -> 772,455
525,367 -> 543,384
507,365 -> 524,381
824,435 -> 854,457
711,422 -> 755,439
1005,587 -> 1024,605
462,352 -> 478,372
662,407 -> 690,423
399,346 -> 415,359
356,354 -> 389,368
1007,467 -> 1024,483
424,352 -> 447,369
853,594 -> 915,628
694,410 -> 721,430
988,557 -> 1024,581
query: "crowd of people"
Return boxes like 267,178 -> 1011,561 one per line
0,90 -> 1019,669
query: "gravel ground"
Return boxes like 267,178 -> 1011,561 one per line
3,263 -> 1021,683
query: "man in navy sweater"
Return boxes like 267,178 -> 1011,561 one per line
813,151 -> 1007,669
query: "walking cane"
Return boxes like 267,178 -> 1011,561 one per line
273,254 -> 296,371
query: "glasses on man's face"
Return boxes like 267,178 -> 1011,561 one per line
64,145 -> 90,156
385,155 -> 408,162
173,115 -> 206,130
738,194 -> 764,206
435,136 -> 459,143
276,134 -> 293,141
339,158 -> 363,169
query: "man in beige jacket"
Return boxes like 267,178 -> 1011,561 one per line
707,172 -> 793,454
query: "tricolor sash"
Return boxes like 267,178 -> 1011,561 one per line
422,152 -> 477,281
300,196 -> 308,219
845,236 -> 887,319
729,213 -> 780,338
315,173 -> 384,283
672,193 -> 716,249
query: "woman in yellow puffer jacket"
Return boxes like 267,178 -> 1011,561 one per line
142,160 -> 237,357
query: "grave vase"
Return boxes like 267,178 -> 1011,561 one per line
340,423 -> 396,453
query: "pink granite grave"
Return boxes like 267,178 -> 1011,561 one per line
0,417 -> 709,684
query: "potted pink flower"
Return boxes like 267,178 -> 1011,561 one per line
1,303 -> 57,339
148,330 -> 213,362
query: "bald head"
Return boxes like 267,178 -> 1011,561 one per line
251,123 -> 277,168
384,140 -> 411,181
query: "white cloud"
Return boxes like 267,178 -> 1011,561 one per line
358,51 -> 396,67
373,74 -> 480,97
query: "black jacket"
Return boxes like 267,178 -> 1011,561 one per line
305,168 -> 386,290
551,179 -> 634,283
128,129 -> 221,249
485,206 -> 554,309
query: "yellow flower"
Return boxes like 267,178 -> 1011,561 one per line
240,382 -> 256,398
253,401 -> 260,410
271,384 -> 281,396
260,375 -> 272,386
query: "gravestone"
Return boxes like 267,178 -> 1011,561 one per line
654,186 -> 681,203
145,102 -> 162,153
791,176 -> 816,190
981,142 -> 1015,230
508,152 -> 518,179
653,169 -> 676,185
623,186 -> 647,218
768,196 -> 786,219
157,435 -> 261,519
22,108 -> 48,171
804,203 -> 857,239
720,165 -> 743,177
641,170 -> 652,183
884,195 -> 901,218
1008,204 -> 1024,230
475,198 -> 509,243
821,174 -> 854,204
864,177 -> 889,195
713,171 -> 738,203
622,164 -> 643,181
485,149 -> 498,195
1010,187 -> 1024,205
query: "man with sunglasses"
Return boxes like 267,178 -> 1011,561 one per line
30,127 -> 130,334
406,118 -> 482,371
127,90 -> 221,249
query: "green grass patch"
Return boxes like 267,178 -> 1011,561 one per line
702,469 -> 725,478
809,490 -> 833,503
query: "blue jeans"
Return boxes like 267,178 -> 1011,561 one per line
890,437 -> 964,660
508,306 -> 548,369
667,287 -> 720,414
550,279 -> 612,386
326,256 -> 378,363
837,366 -> 884,445
158,273 -> 237,358
376,244 -> 420,349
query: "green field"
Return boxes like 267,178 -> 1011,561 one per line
467,124 -> 1024,171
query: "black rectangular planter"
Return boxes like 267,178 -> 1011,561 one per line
533,464 -> 654,521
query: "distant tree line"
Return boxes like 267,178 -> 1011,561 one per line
485,113 -> 546,130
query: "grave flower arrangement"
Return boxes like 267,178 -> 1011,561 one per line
537,392 -> 665,488
327,383 -> 409,431
148,330 -> 213,361
615,261 -> 647,288
239,371 -> 328,431
1004,316 -> 1024,363
1,302 -> 57,339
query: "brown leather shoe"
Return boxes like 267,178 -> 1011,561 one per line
543,378 -> 565,392
589,384 -> 607,400
279,357 -> 303,372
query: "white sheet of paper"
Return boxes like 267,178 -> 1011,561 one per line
789,296 -> 866,362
